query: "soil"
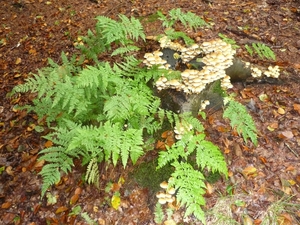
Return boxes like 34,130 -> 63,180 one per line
1,0 -> 300,224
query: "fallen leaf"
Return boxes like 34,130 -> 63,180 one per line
161,130 -> 172,139
277,213 -> 293,225
242,214 -> 253,225
15,58 -> 22,65
205,182 -> 214,195
111,194 -> 121,210
74,187 -> 82,195
6,166 -> 14,176
278,131 -> 294,139
259,156 -> 267,164
155,140 -> 166,150
242,166 -> 257,178
55,206 -> 68,214
44,140 -> 53,148
70,194 -> 79,205
1,202 -> 12,209
293,103 -> 300,114
277,107 -> 285,115
2,213 -> 15,224
164,219 -> 176,225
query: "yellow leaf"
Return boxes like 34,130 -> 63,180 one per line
55,206 -> 68,214
278,107 -> 285,114
288,180 -> 296,185
15,57 -> 22,65
242,166 -> 257,177
111,195 -> 121,210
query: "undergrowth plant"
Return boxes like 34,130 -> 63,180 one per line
11,8 -> 258,224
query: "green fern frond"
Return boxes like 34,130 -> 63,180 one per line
195,136 -> 228,175
170,161 -> 206,223
114,56 -> 142,78
223,99 -> 258,145
164,28 -> 195,46
168,8 -> 208,30
245,43 -> 276,60
81,212 -> 97,225
118,14 -> 145,41
96,14 -> 145,46
111,45 -> 140,56
218,33 -> 240,49
39,163 -> 62,197
154,202 -> 164,223
245,44 -> 254,56
86,158 -> 99,187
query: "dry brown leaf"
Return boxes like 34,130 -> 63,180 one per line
279,131 -> 294,139
34,159 -> 45,169
161,130 -> 172,139
277,213 -> 293,225
242,214 -> 253,225
70,194 -> 79,205
74,187 -> 82,195
55,206 -> 68,214
6,166 -> 14,176
44,140 -> 53,148
155,140 -> 166,150
15,57 -> 21,65
293,103 -> 300,114
1,202 -> 12,209
206,182 -> 214,195
242,166 -> 257,178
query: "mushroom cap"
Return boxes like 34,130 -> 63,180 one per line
160,181 -> 169,189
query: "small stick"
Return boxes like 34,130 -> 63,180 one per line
284,142 -> 299,158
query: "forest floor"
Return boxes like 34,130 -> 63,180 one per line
1,0 -> 300,224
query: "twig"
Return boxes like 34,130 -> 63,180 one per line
284,142 -> 299,157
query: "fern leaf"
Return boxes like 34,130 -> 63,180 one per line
195,137 -> 228,175
104,95 -> 131,122
223,100 -> 258,145
170,161 -> 206,224
168,8 -> 208,29
39,163 -> 63,197
164,28 -> 195,46
154,202 -> 164,223
119,14 -> 145,41
111,45 -> 140,56
86,158 -> 99,187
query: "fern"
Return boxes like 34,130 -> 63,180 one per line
245,43 -> 276,60
38,123 -> 82,197
157,114 -> 228,224
111,45 -> 140,56
86,158 -> 100,188
218,33 -> 240,49
164,28 -> 195,46
158,8 -> 208,30
154,202 -> 165,223
170,161 -> 206,222
81,212 -> 97,225
95,14 -> 145,48
223,99 -> 258,145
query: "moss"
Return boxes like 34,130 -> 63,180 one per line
131,158 -> 174,192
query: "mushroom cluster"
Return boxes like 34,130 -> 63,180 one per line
154,38 -> 237,94
144,37 -> 280,95
143,50 -> 170,69
264,65 -> 280,78
251,66 -> 263,78
156,180 -> 176,205
200,100 -> 210,111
